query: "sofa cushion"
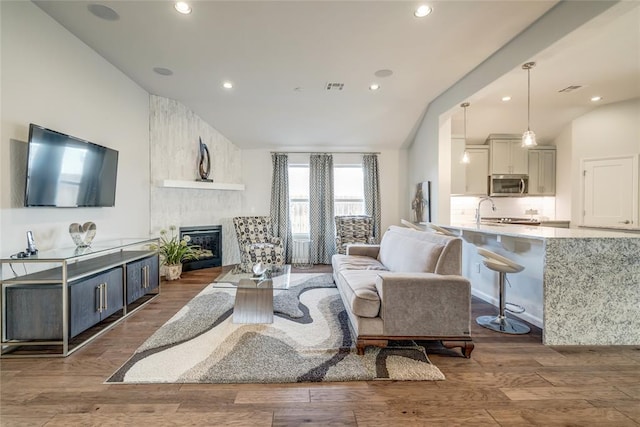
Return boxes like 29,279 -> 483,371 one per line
332,254 -> 387,274
378,226 -> 445,273
336,270 -> 381,318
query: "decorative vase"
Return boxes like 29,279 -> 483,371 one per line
165,264 -> 183,281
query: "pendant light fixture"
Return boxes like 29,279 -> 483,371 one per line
460,102 -> 471,164
521,61 -> 537,147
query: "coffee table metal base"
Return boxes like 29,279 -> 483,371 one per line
232,280 -> 275,324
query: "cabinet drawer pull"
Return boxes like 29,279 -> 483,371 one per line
103,283 -> 108,311
96,283 -> 104,313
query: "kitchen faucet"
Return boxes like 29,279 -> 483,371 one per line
476,197 -> 496,225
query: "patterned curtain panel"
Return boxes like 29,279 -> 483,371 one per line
363,154 -> 382,243
309,154 -> 335,264
270,153 -> 292,262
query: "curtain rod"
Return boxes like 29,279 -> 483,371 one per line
270,151 -> 381,155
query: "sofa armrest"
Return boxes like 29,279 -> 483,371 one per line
346,244 -> 380,258
374,272 -> 471,337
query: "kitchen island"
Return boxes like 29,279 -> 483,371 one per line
437,222 -> 640,345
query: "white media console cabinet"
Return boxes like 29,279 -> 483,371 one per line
0,238 -> 159,357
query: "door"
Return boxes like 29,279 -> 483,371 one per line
582,156 -> 638,228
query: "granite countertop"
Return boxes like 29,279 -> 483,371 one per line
439,222 -> 640,240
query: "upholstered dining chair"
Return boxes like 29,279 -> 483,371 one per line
334,215 -> 375,255
232,216 -> 285,273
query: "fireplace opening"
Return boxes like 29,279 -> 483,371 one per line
179,225 -> 222,271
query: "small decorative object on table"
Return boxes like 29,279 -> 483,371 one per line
69,221 -> 97,248
252,262 -> 268,277
196,137 -> 213,182
151,226 -> 203,281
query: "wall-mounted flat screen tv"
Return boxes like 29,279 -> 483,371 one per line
24,124 -> 118,207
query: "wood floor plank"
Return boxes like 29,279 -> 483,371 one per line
1,266 -> 638,427
500,386 -> 633,401
353,408 -> 500,426
44,412 -> 274,426
234,389 -> 310,404
538,369 -> 640,386
272,408 -> 357,426
488,406 -> 638,426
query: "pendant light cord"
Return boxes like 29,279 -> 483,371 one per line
527,66 -> 531,132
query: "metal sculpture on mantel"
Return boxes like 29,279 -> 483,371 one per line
196,137 -> 212,182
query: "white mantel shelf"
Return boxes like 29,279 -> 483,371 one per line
158,179 -> 245,191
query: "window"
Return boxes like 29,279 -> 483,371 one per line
289,165 -> 309,235
288,164 -> 365,235
334,165 -> 365,216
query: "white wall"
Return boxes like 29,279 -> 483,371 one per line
406,1 -> 617,223
0,2 -> 150,257
567,98 -> 640,225
241,149 -> 403,238
553,125 -> 573,220
149,95 -> 243,266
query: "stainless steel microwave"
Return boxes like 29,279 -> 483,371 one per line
490,174 -> 528,196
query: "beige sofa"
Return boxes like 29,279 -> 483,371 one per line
332,225 -> 474,357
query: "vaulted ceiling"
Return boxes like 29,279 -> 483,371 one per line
35,1 -> 638,150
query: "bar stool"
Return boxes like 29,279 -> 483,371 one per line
475,248 -> 530,334
426,223 -> 456,236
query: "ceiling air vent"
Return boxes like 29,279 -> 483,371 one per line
558,85 -> 583,93
326,82 -> 344,91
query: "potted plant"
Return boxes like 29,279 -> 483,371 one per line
151,226 -> 202,280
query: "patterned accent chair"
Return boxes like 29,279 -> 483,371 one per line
335,215 -> 375,255
233,216 -> 285,272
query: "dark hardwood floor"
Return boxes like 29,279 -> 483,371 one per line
1,266 -> 639,426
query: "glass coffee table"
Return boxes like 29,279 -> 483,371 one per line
212,265 -> 291,324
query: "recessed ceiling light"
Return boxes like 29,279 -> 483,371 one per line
414,5 -> 432,18
501,96 -> 512,102
223,81 -> 233,89
153,67 -> 173,76
591,96 -> 603,102
369,84 -> 380,91
174,2 -> 192,14
87,4 -> 120,21
374,69 -> 393,78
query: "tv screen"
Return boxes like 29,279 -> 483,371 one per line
24,124 -> 118,207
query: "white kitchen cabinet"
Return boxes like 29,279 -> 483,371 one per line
488,134 -> 528,175
528,148 -> 556,195
450,137 -> 466,195
451,141 -> 488,196
465,146 -> 489,195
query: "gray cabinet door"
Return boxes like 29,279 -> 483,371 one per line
126,255 -> 159,304
70,268 -> 123,337
102,269 -> 124,319
69,276 -> 103,338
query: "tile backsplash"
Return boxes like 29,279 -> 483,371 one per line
450,196 -> 557,223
